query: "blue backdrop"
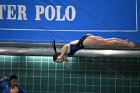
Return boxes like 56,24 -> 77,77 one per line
0,0 -> 139,43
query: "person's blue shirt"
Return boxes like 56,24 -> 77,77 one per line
0,81 -> 26,93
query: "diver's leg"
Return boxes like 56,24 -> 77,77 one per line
95,39 -> 135,47
105,38 -> 129,42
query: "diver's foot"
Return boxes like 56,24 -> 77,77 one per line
128,42 -> 135,47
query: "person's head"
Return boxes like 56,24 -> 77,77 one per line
52,39 -> 61,62
10,75 -> 18,86
53,52 -> 61,62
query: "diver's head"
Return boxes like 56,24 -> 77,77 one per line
53,52 -> 61,62
52,39 -> 61,62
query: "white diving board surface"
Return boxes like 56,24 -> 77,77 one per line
0,42 -> 140,58
0,48 -> 140,58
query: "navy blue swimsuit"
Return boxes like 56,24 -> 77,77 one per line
68,35 -> 90,57
68,44 -> 83,57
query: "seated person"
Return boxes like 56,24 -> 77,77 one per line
52,34 -> 135,63
0,75 -> 26,93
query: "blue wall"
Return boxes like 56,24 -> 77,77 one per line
0,0 -> 139,42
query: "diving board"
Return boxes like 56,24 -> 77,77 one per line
0,42 -> 140,58
0,47 -> 140,58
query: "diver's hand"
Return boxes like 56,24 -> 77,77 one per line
56,55 -> 68,63
56,55 -> 64,63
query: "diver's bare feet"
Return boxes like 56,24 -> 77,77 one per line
125,40 -> 135,47
128,42 -> 135,47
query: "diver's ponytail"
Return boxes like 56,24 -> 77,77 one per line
52,39 -> 57,53
52,39 -> 61,62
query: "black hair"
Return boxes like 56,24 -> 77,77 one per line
52,39 -> 61,62
53,52 -> 61,62
10,75 -> 17,80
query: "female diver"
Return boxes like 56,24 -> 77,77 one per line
52,34 -> 135,63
